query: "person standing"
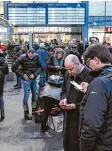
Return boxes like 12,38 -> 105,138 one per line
79,44 -> 112,151
37,43 -> 48,87
60,54 -> 93,151
0,51 -> 9,121
13,48 -> 41,120
12,44 -> 23,89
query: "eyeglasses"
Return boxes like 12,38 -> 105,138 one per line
85,58 -> 92,66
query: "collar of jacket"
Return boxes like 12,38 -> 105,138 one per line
89,65 -> 112,77
26,53 -> 35,60
71,66 -> 90,81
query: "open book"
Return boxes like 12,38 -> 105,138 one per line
70,81 -> 83,91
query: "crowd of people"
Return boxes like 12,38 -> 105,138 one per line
0,38 -> 112,151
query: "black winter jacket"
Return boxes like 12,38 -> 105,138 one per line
47,56 -> 66,76
13,53 -> 41,80
0,54 -> 9,95
80,65 -> 112,151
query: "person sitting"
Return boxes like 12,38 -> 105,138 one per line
40,48 -> 66,133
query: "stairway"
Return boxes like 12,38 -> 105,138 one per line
7,48 -> 14,71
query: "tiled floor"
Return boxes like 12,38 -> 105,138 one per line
0,82 -> 63,151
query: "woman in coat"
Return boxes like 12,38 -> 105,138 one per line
40,48 -> 66,132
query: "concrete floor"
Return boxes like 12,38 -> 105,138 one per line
0,81 -> 63,151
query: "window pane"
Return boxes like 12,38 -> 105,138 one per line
89,1 -> 105,16
106,2 -> 112,16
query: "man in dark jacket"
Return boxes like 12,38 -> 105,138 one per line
0,52 -> 9,121
79,44 -> 112,151
60,54 -> 93,151
12,44 -> 23,89
13,48 -> 41,120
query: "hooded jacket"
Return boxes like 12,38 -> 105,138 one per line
80,65 -> 112,151
37,47 -> 48,69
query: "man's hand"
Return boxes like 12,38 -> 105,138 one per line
65,104 -> 76,110
29,74 -> 35,79
59,98 -> 67,109
80,82 -> 89,93
24,74 -> 29,80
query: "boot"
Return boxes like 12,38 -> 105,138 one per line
41,123 -> 49,133
14,85 -> 21,89
14,84 -> 18,87
32,102 -> 37,115
23,105 -> 32,120
0,109 -> 5,121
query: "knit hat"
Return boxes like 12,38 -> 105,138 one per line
39,43 -> 46,49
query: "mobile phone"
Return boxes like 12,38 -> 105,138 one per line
70,81 -> 83,90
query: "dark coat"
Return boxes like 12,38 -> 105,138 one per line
13,53 -> 41,80
0,54 -> 9,95
61,67 -> 93,151
80,65 -> 112,151
13,45 -> 23,62
64,46 -> 82,63
47,56 -> 65,76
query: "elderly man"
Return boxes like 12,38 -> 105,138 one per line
79,44 -> 112,151
60,54 -> 93,151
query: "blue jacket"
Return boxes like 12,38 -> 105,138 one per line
80,65 -> 112,151
37,48 -> 48,69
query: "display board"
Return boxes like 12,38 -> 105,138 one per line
7,3 -> 86,26
89,16 -> 112,27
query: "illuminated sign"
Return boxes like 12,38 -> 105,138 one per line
105,27 -> 112,32
7,3 -> 86,26
14,27 -> 72,33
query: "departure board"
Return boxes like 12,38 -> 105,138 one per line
7,3 -> 86,26
48,3 -> 85,25
8,3 -> 46,25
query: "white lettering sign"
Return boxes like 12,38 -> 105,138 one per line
14,27 -> 71,33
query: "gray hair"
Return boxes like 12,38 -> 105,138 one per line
65,54 -> 80,64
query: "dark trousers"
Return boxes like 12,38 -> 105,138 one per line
16,74 -> 22,87
63,111 -> 80,151
0,94 -> 4,110
41,96 -> 60,128
0,85 -> 4,110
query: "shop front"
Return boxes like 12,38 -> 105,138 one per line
89,27 -> 105,43
13,26 -> 82,44
104,27 -> 112,44
0,26 -> 7,43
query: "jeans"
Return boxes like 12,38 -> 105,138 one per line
39,69 -> 46,86
17,75 -> 22,87
23,79 -> 38,105
0,95 -> 4,110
